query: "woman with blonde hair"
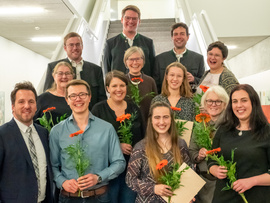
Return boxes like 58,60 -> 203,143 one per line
152,62 -> 195,121
34,61 -> 74,124
126,101 -> 191,202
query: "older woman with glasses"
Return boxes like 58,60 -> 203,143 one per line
34,61 -> 74,125
189,85 -> 229,203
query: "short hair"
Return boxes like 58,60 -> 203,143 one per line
65,79 -> 91,98
207,41 -> 228,59
48,61 -> 75,92
11,81 -> 37,105
121,5 -> 141,19
201,85 -> 229,109
63,32 -> 83,46
161,62 -> 192,98
221,84 -> 269,140
171,22 -> 189,37
123,46 -> 145,67
105,70 -> 128,92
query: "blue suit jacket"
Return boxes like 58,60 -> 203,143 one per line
0,119 -> 54,203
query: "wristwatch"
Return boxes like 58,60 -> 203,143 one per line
96,174 -> 102,184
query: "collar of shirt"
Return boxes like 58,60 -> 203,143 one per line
14,117 -> 34,133
173,48 -> 187,62
122,32 -> 137,47
68,112 -> 95,132
68,58 -> 84,79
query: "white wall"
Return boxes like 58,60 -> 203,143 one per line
0,36 -> 49,123
118,0 -> 175,19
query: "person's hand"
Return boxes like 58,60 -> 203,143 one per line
197,148 -> 207,161
189,197 -> 196,203
121,143 -> 132,155
209,165 -> 227,179
154,184 -> 173,197
77,174 -> 98,190
233,178 -> 254,193
62,179 -> 79,193
187,72 -> 195,83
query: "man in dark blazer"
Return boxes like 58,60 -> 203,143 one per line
0,81 -> 54,203
43,32 -> 107,110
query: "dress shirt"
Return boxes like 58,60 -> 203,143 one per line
49,112 -> 126,189
14,118 -> 47,202
173,48 -> 187,62
68,57 -> 84,79
122,32 -> 137,47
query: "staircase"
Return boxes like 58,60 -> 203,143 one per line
107,18 -> 176,55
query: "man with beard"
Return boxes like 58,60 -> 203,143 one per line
153,22 -> 205,93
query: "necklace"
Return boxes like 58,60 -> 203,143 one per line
128,73 -> 142,85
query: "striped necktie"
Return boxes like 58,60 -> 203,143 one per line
26,127 -> 41,196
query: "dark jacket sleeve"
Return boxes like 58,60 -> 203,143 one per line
43,63 -> 54,92
103,40 -> 112,75
194,55 -> 205,84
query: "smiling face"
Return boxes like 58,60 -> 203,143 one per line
166,66 -> 184,91
66,85 -> 91,115
53,65 -> 73,89
172,26 -> 189,50
205,92 -> 226,120
232,90 -> 252,123
152,106 -> 171,136
126,52 -> 144,75
12,90 -> 37,126
64,36 -> 83,62
107,77 -> 127,102
207,47 -> 225,72
121,9 -> 140,35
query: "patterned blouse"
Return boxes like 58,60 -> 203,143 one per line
126,139 -> 191,203
152,94 -> 195,121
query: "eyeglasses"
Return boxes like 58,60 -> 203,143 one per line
56,72 -> 73,77
206,100 -> 223,106
68,92 -> 89,101
127,57 -> 143,63
124,16 -> 139,21
207,52 -> 222,58
66,43 -> 82,48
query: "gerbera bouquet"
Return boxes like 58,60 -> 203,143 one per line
156,159 -> 189,203
193,113 -> 215,150
37,107 -> 67,132
170,106 -> 188,137
116,113 -> 136,145
207,148 -> 248,203
64,130 -> 90,196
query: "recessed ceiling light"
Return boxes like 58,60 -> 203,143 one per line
32,37 -> 61,42
0,7 -> 45,15
227,45 -> 237,49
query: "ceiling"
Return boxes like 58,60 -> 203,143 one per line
0,0 -> 268,60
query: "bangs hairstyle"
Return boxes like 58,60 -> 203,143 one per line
221,84 -> 269,140
11,81 -> 37,105
161,62 -> 192,98
65,79 -> 91,98
48,61 -> 74,92
105,70 -> 128,92
207,41 -> 228,59
121,5 -> 141,19
145,101 -> 182,182
123,46 -> 145,67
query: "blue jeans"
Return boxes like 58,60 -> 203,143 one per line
109,172 -> 136,203
59,190 -> 110,203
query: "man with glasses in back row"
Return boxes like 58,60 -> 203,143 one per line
103,5 -> 155,77
43,32 -> 107,110
49,79 -> 125,203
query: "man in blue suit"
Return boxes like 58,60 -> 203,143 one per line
43,32 -> 107,110
0,81 -> 54,203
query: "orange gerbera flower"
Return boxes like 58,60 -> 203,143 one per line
171,106 -> 181,111
156,159 -> 168,170
206,147 -> 221,155
131,77 -> 144,82
43,107 -> 56,113
195,113 -> 211,123
116,113 -> 132,123
70,130 -> 84,138
199,85 -> 209,93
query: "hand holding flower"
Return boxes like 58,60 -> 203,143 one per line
210,165 -> 228,179
120,143 -> 132,155
77,174 -> 98,190
154,184 -> 173,197
233,178 -> 255,194
62,179 -> 79,193
196,148 -> 208,161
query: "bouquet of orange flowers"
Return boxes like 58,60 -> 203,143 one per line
193,113 -> 215,150
170,106 -> 188,137
116,113 -> 136,145
36,107 -> 67,132
156,159 -> 189,203
64,130 -> 90,196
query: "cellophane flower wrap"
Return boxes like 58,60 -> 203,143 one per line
156,159 -> 189,203
116,113 -> 136,145
64,130 -> 90,196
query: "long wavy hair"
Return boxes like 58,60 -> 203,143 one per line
220,84 -> 269,140
161,62 -> 192,98
145,102 -> 182,181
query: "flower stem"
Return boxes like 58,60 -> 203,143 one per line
240,193 -> 248,203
